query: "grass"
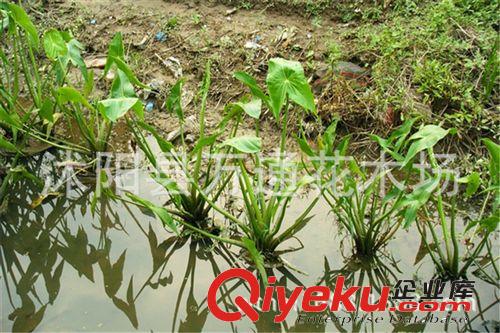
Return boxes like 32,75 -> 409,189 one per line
346,0 -> 498,137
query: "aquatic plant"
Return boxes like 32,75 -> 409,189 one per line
416,138 -> 499,280
56,32 -> 146,161
128,58 -> 319,278
127,61 -> 238,233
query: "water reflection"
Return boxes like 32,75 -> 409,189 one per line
0,159 -> 498,332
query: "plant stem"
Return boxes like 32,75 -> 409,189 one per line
427,148 -> 453,264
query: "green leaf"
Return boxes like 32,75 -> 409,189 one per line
466,213 -> 499,234
104,32 -> 124,75
482,138 -> 499,186
7,3 -> 39,49
400,177 -> 440,228
242,237 -> 267,282
43,29 -> 67,60
402,125 -> 449,167
66,39 -> 89,83
295,136 -> 314,157
97,98 -> 140,122
0,133 -> 18,152
266,58 -> 315,118
234,71 -> 269,103
0,105 -> 21,128
166,79 -> 183,120
192,133 -> 219,155
111,69 -> 136,98
233,98 -> 262,119
137,121 -> 174,153
126,193 -> 179,235
39,99 -> 54,123
109,56 -> 149,90
57,86 -> 93,110
222,135 -> 261,153
458,172 -> 481,197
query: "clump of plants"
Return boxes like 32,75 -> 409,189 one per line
126,61 -> 237,234
56,32 -> 147,162
350,0 -> 498,135
127,58 -> 320,278
374,120 -> 499,280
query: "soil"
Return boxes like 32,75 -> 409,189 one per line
34,0 -> 382,156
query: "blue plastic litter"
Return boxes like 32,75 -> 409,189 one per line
254,35 -> 262,43
155,32 -> 167,42
145,101 -> 154,112
89,19 -> 97,25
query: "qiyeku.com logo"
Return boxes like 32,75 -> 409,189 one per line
207,268 -> 474,323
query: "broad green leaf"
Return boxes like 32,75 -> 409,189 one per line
400,177 -> 440,228
402,125 -> 449,167
458,172 -> 481,197
126,193 -> 179,235
7,3 -> 39,49
0,134 -> 17,152
97,98 -> 139,122
466,212 -> 499,234
222,136 -> 261,153
266,58 -> 315,118
482,138 -> 499,186
0,105 -> 21,128
166,79 -> 183,120
295,136 -> 314,157
111,69 -> 136,98
66,39 -> 89,83
104,32 -> 124,75
234,71 -> 269,103
57,87 -> 93,110
43,29 -> 66,60
242,237 -> 267,282
233,98 -> 262,119
39,99 -> 54,123
109,56 -> 149,89
192,133 -> 219,155
392,118 -> 417,151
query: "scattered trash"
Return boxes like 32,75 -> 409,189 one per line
155,31 -> 167,42
84,57 -> 106,69
254,35 -> 262,43
307,33 -> 312,39
134,35 -> 149,49
244,41 -> 261,50
156,54 -> 183,78
226,8 -> 237,15
89,19 -> 97,25
145,101 -> 154,112
148,79 -> 165,91
275,27 -> 297,48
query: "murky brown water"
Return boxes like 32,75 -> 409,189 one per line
1,162 -> 498,332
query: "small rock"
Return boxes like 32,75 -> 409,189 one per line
105,70 -> 116,81
84,57 -> 106,69
333,61 -> 370,78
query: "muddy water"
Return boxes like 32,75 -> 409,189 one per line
1,169 -> 498,332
